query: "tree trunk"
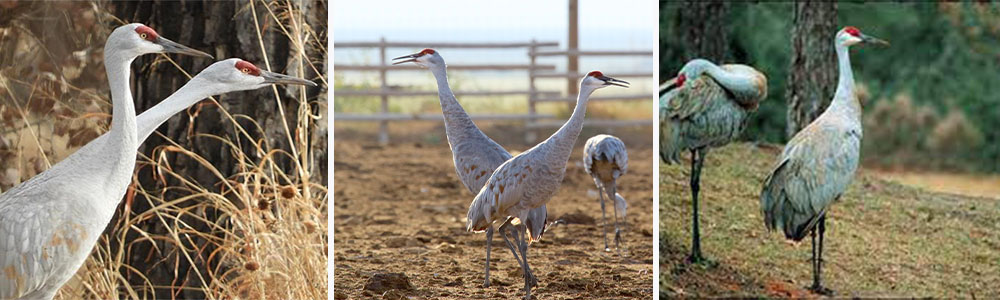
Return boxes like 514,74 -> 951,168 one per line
786,1 -> 837,138
675,1 -> 730,64
108,1 -> 325,298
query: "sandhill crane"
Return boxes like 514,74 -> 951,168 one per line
660,58 -> 768,265
582,134 -> 629,254
467,71 -> 628,299
760,26 -> 887,295
135,59 -> 315,143
0,24 -> 210,299
393,48 -> 548,288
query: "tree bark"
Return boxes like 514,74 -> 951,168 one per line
786,1 -> 837,138
675,1 -> 730,64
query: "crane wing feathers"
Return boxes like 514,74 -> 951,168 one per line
452,139 -> 511,194
583,135 -> 628,178
660,77 -> 751,163
466,154 -> 539,232
0,199 -> 60,298
761,122 -> 860,240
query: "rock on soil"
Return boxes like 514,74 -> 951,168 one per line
364,272 -> 414,294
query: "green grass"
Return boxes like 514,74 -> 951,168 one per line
660,143 -> 1000,298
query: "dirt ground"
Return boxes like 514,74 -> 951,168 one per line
332,128 -> 654,299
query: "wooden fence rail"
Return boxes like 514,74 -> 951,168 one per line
334,38 -> 652,143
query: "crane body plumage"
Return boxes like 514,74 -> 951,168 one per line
582,134 -> 629,253
660,61 -> 766,164
466,72 -> 627,299
659,58 -> 767,265
0,24 -> 211,300
759,26 -> 885,295
392,49 -> 546,288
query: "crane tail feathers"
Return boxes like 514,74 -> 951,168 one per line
466,195 -> 492,233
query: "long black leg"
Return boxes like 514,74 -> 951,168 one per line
809,214 -> 832,295
687,149 -> 708,264
810,227 -> 819,290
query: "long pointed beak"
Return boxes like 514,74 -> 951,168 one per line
861,33 -> 890,46
262,70 -> 317,86
601,75 -> 630,88
392,53 -> 420,65
661,82 -> 679,95
156,36 -> 213,58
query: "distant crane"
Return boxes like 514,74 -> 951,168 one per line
582,134 -> 629,254
392,49 -> 548,288
467,71 -> 628,299
0,24 -> 211,299
660,58 -> 768,265
760,26 -> 887,295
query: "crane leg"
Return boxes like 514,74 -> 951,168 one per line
499,217 -> 536,290
598,183 -> 611,252
687,149 -> 714,266
809,215 -> 833,295
609,183 -> 623,256
516,223 -> 536,300
483,225 -> 494,288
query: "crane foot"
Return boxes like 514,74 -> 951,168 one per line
686,253 -> 718,268
808,284 -> 833,296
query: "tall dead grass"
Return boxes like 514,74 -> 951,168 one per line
1,1 -> 327,299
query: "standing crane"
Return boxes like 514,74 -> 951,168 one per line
0,24 -> 211,299
467,71 -> 628,299
392,48 -> 547,288
582,134 -> 629,254
760,26 -> 887,295
660,58 -> 768,265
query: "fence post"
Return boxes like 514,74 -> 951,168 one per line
566,0 -> 579,110
378,37 -> 389,144
526,39 -> 538,143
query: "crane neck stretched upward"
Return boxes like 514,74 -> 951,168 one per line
831,41 -> 862,120
135,77 -> 218,143
429,63 -> 480,138
541,84 -> 597,165
103,47 -> 139,149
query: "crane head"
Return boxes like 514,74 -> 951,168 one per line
392,48 -> 443,68
664,58 -> 715,92
838,26 -> 889,47
191,58 -> 316,93
108,23 -> 212,59
583,71 -> 629,89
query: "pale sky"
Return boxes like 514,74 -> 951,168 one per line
333,0 -> 656,44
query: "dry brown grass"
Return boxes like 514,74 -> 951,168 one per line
1,1 -> 327,299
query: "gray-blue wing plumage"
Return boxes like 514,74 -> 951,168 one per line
659,64 -> 766,164
583,134 -> 628,185
760,120 -> 861,241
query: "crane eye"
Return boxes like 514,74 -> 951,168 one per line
139,33 -> 147,39
241,68 -> 250,74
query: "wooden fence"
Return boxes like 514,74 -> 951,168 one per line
333,38 -> 653,143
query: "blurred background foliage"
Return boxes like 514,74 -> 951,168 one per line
661,2 -> 1000,173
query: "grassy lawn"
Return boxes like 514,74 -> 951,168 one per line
660,143 -> 1000,298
